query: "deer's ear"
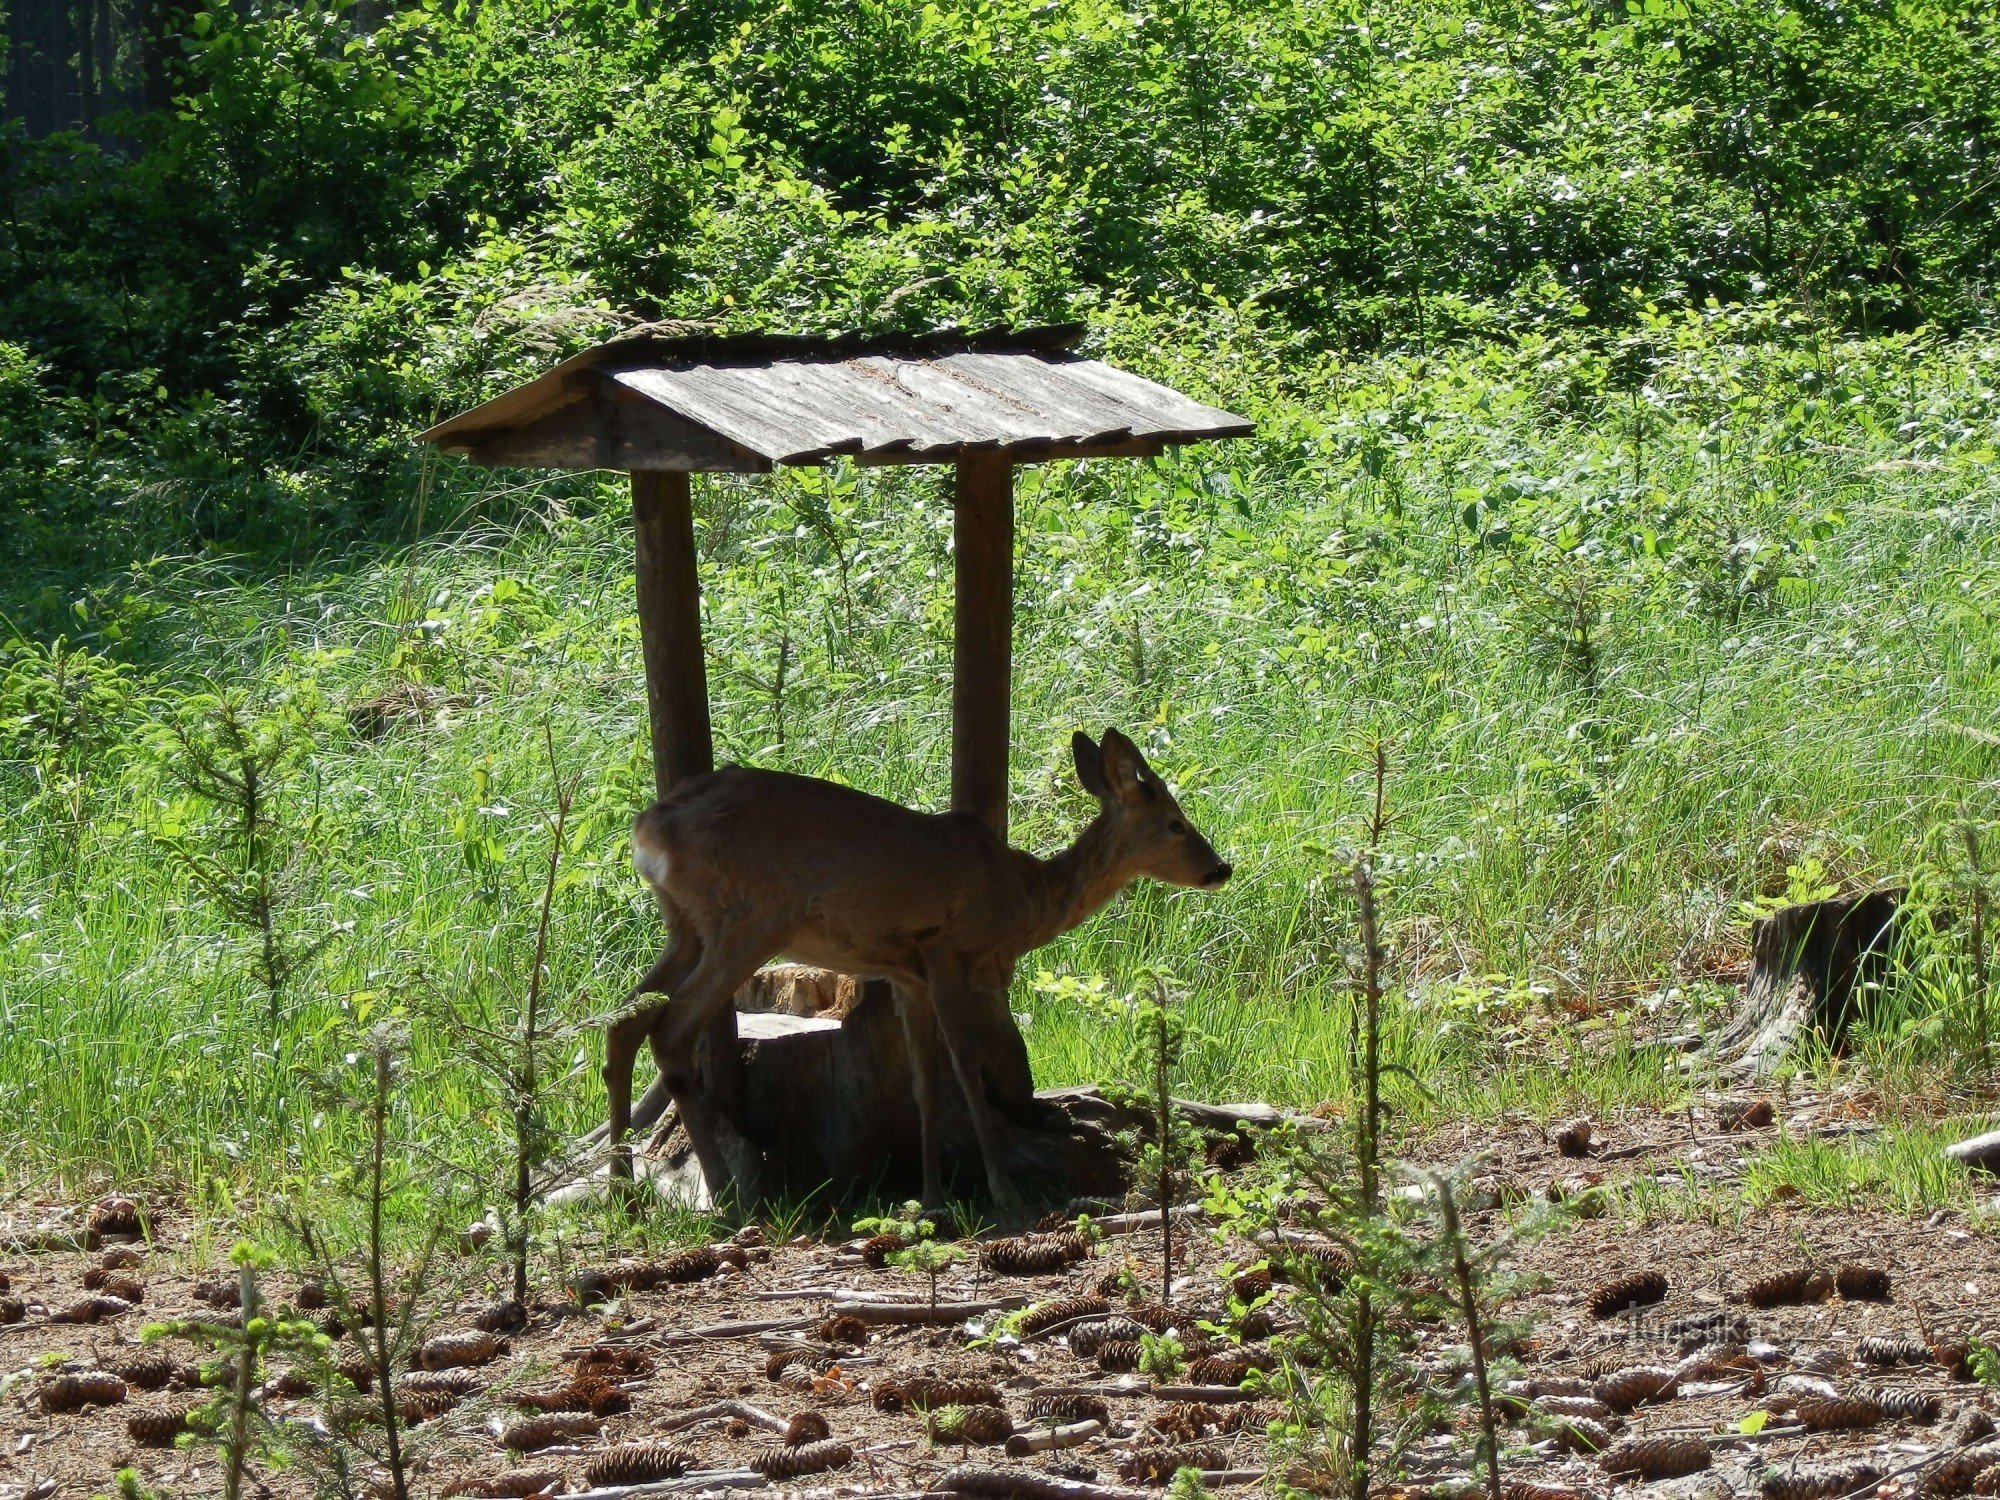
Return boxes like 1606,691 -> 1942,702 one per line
1072,731 -> 1110,800
1098,729 -> 1153,804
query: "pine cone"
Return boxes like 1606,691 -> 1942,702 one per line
294,1281 -> 327,1310
502,1414 -> 605,1451
582,1443 -> 694,1486
1503,1485 -> 1583,1500
398,1386 -> 464,1423
749,1439 -> 854,1478
1532,1394 -> 1614,1422
572,1343 -> 653,1378
1760,1461 -> 1883,1500
1602,1435 -> 1711,1480
1973,1467 -> 2000,1497
514,1374 -> 628,1416
1719,1099 -> 1777,1131
860,1232 -> 905,1267
1018,1296 -> 1111,1339
50,1294 -> 133,1324
1799,1395 -> 1883,1430
1949,1408 -> 1998,1447
981,1233 -> 1091,1275
1593,1364 -> 1679,1412
1544,1415 -> 1614,1453
1743,1267 -> 1832,1308
1586,1269 -> 1668,1317
419,1329 -> 504,1369
89,1196 -> 145,1237
1122,1301 -> 1183,1333
1152,1403 -> 1221,1442
1868,1387 -> 1942,1423
1665,1309 -> 1753,1348
269,1369 -> 314,1398
1068,1317 -> 1150,1357
192,1275 -> 242,1308
1187,1352 -> 1273,1386
778,1365 -> 817,1393
766,1347 -> 840,1381
893,1377 -> 1003,1410
640,1246 -> 723,1286
785,1411 -> 832,1445
817,1314 -> 869,1345
440,1467 -> 563,1498
1836,1265 -> 1893,1301
1276,1241 -> 1350,1288
39,1372 -> 128,1413
1096,1340 -> 1143,1372
128,1397 -> 207,1445
0,1295 -> 22,1324
334,1349 -> 377,1390
401,1369 -> 486,1396
1026,1392 -> 1110,1426
941,1405 -> 1013,1444
1230,1266 -> 1273,1303
1857,1335 -> 1933,1366
472,1299 -> 528,1333
1934,1340 -> 1976,1379
1119,1443 -> 1227,1483
1554,1118 -> 1595,1157
1924,1442 -> 2000,1497
103,1349 -> 175,1391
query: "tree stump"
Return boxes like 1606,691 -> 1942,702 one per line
1709,890 -> 1903,1077
596,969 -> 1299,1210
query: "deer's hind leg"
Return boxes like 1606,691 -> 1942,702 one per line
648,922 -> 784,1213
921,950 -> 1021,1213
891,978 -> 946,1209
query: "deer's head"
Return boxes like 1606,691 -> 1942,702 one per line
1072,728 -> 1232,890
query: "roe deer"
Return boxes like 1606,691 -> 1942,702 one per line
609,727 -> 1230,1210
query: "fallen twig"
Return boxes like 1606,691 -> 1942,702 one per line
657,1316 -> 818,1345
938,1464 -> 1156,1500
1088,1205 -> 1206,1237
558,1470 -> 766,1499
1150,1385 -> 1265,1404
1004,1419 -> 1105,1456
828,1296 -> 1026,1324
657,1401 -> 787,1436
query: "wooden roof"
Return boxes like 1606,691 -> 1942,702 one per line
418,324 -> 1253,471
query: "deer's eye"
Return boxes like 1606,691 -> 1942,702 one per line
1168,820 -> 1186,835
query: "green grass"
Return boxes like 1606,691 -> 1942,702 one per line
3,309 -> 1999,1218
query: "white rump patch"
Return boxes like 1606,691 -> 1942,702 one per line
632,839 -> 672,890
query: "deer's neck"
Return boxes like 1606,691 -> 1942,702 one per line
1024,812 -> 1131,950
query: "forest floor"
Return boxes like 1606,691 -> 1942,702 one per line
4,1088 -> 1998,1500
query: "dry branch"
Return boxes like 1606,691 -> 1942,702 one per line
828,1296 -> 1025,1324
937,1464 -> 1158,1500
656,1401 -> 787,1436
559,1470 -> 767,1500
1003,1419 -> 1105,1455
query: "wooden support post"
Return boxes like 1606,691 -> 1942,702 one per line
952,451 -> 1015,839
632,470 -> 714,797
630,469 -> 745,1199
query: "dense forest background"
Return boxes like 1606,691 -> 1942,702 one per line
3,0 -> 1997,574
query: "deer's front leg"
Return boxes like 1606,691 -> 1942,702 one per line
891,978 -> 945,1209
922,953 -> 1022,1213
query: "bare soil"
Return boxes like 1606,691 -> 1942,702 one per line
3,1091 -> 1995,1500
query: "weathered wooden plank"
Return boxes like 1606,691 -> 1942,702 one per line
456,386 -> 767,471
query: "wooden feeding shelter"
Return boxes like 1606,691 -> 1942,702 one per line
419,323 -> 1254,1202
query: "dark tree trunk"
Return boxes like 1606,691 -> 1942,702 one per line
1710,890 -> 1903,1077
138,0 -> 170,113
